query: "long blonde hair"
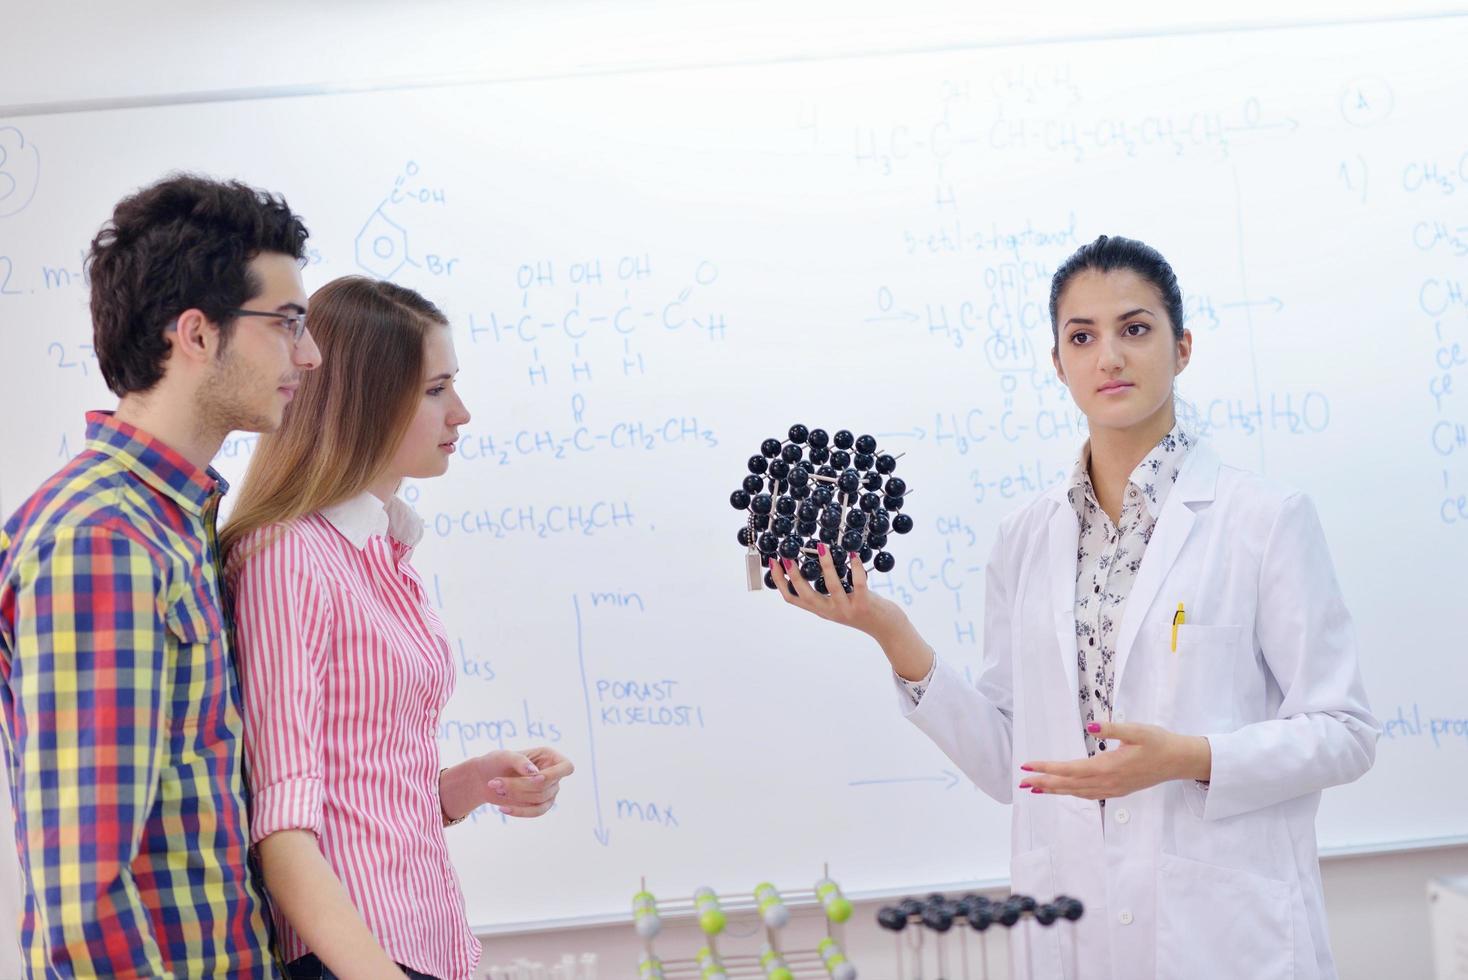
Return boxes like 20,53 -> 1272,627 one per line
221,275 -> 447,561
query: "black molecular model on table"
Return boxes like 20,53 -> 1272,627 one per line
877,892 -> 1085,980
731,425 -> 914,593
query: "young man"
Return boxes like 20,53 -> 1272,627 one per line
0,174 -> 321,976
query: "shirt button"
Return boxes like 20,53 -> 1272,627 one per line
1115,808 -> 1130,824
1119,910 -> 1134,925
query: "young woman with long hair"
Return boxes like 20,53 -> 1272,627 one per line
223,277 -> 574,980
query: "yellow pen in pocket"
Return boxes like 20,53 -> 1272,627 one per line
1171,602 -> 1186,652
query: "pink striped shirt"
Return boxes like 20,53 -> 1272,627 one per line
227,493 -> 480,980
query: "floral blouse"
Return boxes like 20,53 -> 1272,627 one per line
901,427 -> 1195,761
1068,426 -> 1193,755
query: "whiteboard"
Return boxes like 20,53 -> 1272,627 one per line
1,15 -> 1465,933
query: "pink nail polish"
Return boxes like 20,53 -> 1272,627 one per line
818,542 -> 827,556
848,551 -> 858,560
1020,765 -> 1034,772
1018,782 -> 1031,789
1087,722 -> 1102,733
782,558 -> 793,570
1031,787 -> 1044,794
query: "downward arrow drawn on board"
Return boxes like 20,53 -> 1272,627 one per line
1221,297 -> 1284,314
848,769 -> 961,791
573,595 -> 611,847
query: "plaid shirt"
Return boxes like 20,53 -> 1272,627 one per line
0,412 -> 274,977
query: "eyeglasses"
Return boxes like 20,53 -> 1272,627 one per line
229,308 -> 309,342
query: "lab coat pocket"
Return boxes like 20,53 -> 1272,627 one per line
1162,624 -> 1247,733
1157,853 -> 1292,980
1009,847 -> 1065,979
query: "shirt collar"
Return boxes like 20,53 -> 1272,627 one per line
83,410 -> 225,517
319,491 -> 424,550
1067,424 -> 1195,519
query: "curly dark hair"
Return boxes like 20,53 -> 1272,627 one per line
86,173 -> 310,396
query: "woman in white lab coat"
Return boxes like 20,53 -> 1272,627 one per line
768,235 -> 1377,980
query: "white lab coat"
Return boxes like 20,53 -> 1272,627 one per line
903,441 -> 1377,980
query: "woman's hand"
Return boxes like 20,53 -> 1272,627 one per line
1018,722 -> 1212,800
766,544 -> 934,682
477,747 -> 575,817
444,747 -> 576,821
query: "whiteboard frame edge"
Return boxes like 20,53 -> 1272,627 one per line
3,9 -> 1468,120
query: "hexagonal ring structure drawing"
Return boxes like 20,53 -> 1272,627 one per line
355,206 -> 412,278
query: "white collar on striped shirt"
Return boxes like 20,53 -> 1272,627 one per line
319,492 -> 425,550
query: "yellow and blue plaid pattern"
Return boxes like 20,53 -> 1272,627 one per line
0,411 -> 273,977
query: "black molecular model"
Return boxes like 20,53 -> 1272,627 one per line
877,893 -> 1084,935
731,425 -> 914,593
878,892 -> 1085,979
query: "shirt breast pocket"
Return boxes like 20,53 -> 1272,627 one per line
162,572 -> 225,648
1162,623 -> 1250,733
161,573 -> 234,741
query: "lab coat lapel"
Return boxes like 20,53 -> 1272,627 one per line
1044,485 -> 1081,704
1111,442 -> 1220,696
